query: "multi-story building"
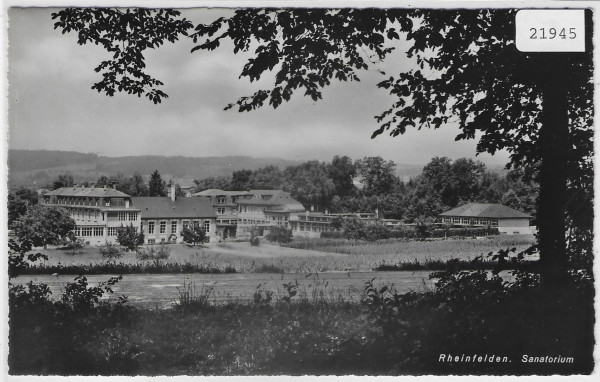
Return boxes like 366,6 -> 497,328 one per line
41,186 -> 141,246
191,189 -> 249,238
236,190 -> 306,237
439,203 -> 532,235
289,212 -> 336,238
290,211 -> 383,238
132,187 -> 217,244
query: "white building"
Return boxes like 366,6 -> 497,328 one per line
42,186 -> 141,245
439,203 -> 532,235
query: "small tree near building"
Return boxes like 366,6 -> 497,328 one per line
13,205 -> 76,249
116,223 -> 144,251
265,226 -> 293,245
180,225 -> 208,246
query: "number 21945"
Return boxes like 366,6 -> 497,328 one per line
530,27 -> 576,40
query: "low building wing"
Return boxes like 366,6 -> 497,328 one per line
439,203 -> 532,219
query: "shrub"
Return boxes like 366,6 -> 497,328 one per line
265,226 -> 293,244
250,227 -> 260,246
180,224 -> 208,246
99,243 -> 124,260
174,280 -> 214,312
116,223 -> 144,251
135,245 -> 170,262
60,275 -> 123,310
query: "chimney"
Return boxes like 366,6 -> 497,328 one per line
170,184 -> 176,202
311,205 -> 315,212
112,183 -> 116,190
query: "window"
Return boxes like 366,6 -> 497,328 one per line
81,227 -> 93,237
491,219 -> 498,227
217,196 -> 226,204
203,220 -> 210,233
118,212 -> 127,221
128,212 -> 137,221
160,221 -> 166,234
217,207 -> 226,214
171,220 -> 177,234
183,220 -> 190,229
108,227 -> 118,236
148,239 -> 155,244
93,227 -> 104,237
148,221 -> 155,234
111,198 -> 124,206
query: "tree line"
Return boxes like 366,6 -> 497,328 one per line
193,155 -> 538,224
44,170 -> 175,198
9,155 -> 537,232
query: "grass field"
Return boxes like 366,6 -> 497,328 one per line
34,235 -> 536,273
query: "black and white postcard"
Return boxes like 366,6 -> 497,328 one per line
3,0 -> 597,378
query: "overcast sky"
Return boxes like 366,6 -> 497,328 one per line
7,7 -> 512,167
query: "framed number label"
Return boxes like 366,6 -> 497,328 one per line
516,10 -> 585,52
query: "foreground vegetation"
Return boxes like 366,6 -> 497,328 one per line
9,265 -> 593,375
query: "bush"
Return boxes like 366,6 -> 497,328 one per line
135,245 -> 170,262
250,227 -> 260,246
99,243 -> 124,260
60,275 -> 123,310
174,280 -> 215,312
265,226 -> 293,244
116,224 -> 144,251
180,224 -> 208,246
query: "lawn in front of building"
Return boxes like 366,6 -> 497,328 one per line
31,235 -> 536,273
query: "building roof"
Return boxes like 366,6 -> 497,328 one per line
45,187 -> 131,198
192,189 -> 249,197
132,197 -> 217,219
439,203 -> 531,219
237,189 -> 305,211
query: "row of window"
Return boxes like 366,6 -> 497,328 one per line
68,208 -> 101,221
74,226 -> 105,237
118,212 -> 138,221
238,205 -> 268,213
147,220 -> 211,234
238,219 -> 270,225
294,223 -> 335,233
442,217 -> 499,226
48,197 -> 127,207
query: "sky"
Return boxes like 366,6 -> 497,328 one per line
7,7 -> 512,167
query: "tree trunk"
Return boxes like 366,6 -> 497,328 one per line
537,55 -> 570,286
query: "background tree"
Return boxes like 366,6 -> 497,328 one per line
282,160 -> 335,210
326,155 -> 357,197
355,156 -> 398,197
116,223 -> 144,251
193,176 -> 232,192
230,169 -> 253,191
129,172 -> 149,196
148,170 -> 167,197
180,224 -> 208,246
52,174 -> 75,190
8,187 -> 39,227
249,165 -> 284,190
13,205 -> 76,248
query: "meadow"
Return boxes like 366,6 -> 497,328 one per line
30,235 -> 536,274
